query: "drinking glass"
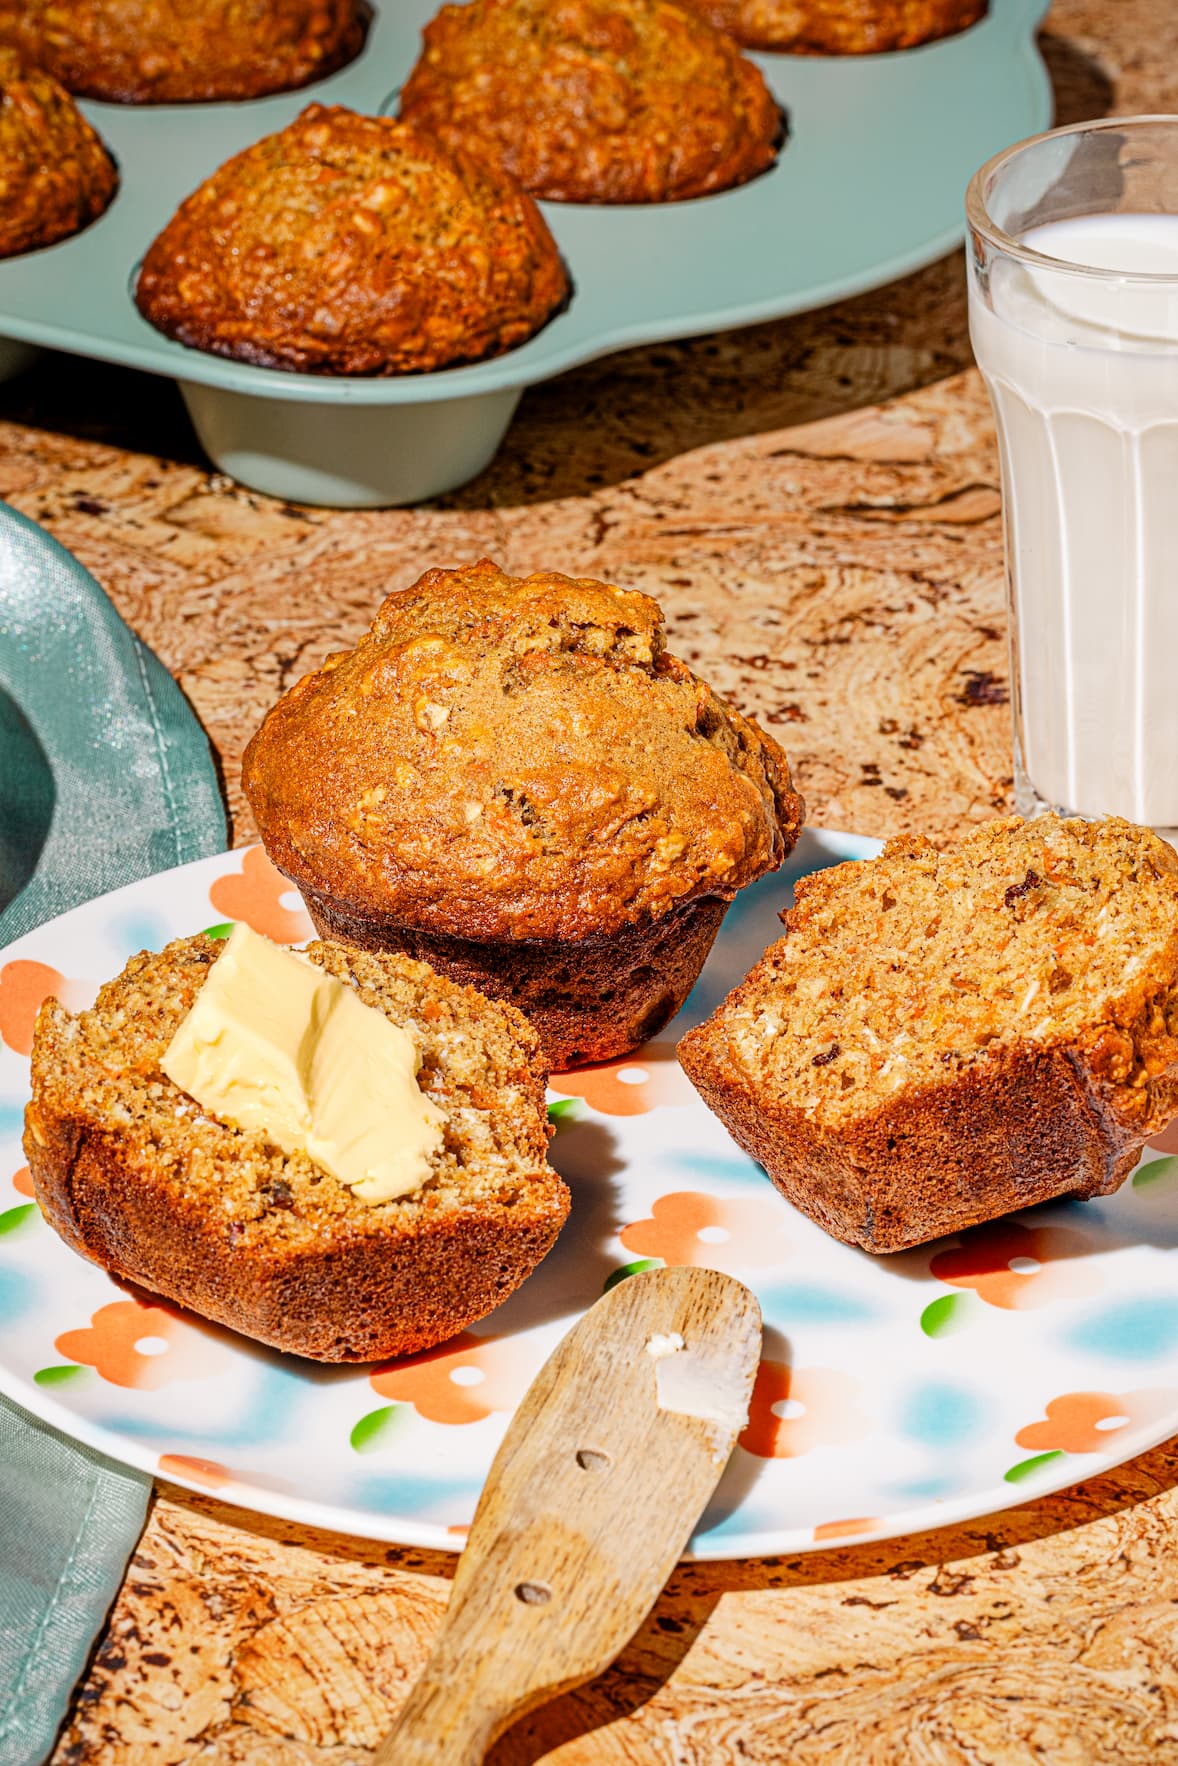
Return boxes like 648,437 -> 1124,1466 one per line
966,116 -> 1178,836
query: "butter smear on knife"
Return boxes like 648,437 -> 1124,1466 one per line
162,923 -> 444,1202
645,1332 -> 750,1430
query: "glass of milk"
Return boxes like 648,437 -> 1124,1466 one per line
966,116 -> 1178,836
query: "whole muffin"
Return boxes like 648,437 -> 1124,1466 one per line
0,0 -> 370,104
398,0 -> 783,205
243,560 -> 804,1068
685,0 -> 986,52
0,50 -> 117,258
134,106 -> 569,376
680,816 -> 1178,1252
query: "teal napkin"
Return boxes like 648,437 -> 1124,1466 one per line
0,502 -> 227,1765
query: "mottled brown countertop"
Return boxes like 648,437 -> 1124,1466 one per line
4,1 -> 1177,1758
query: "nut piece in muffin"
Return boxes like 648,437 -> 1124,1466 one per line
679,816 -> 1178,1254
0,49 -> 117,259
0,0 -> 370,104
243,559 -> 804,1069
24,934 -> 568,1363
398,0 -> 783,205
134,105 -> 569,376
684,0 -> 985,52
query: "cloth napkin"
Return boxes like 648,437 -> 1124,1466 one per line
0,501 -> 227,1765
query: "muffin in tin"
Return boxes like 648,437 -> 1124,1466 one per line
0,49 -> 117,258
242,559 -> 804,1069
134,105 -> 570,376
398,0 -> 784,205
0,0 -> 370,105
684,0 -> 986,53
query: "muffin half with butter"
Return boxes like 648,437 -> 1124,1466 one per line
242,560 -> 804,1069
24,929 -> 566,1362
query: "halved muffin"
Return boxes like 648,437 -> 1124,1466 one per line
680,816 -> 1178,1252
25,935 -> 568,1362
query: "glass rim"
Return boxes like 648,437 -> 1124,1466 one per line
966,113 -> 1178,284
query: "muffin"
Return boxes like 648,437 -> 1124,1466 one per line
243,560 -> 804,1069
133,105 -> 569,375
397,0 -> 783,205
0,0 -> 370,104
679,816 -> 1178,1254
25,934 -> 568,1363
684,0 -> 986,53
0,50 -> 117,259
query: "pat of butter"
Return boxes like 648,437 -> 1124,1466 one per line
644,1332 -> 749,1431
161,924 -> 444,1203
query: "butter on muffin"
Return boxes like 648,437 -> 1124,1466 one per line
685,0 -> 986,53
133,106 -> 569,376
398,0 -> 783,205
25,933 -> 567,1363
0,0 -> 370,104
0,50 -> 117,258
243,560 -> 804,1069
679,816 -> 1178,1254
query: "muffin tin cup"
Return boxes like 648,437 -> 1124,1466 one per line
0,0 -> 1050,508
179,381 -> 523,508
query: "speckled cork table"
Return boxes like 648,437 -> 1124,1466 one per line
5,2 -> 1178,1758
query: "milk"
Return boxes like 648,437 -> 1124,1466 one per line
969,214 -> 1178,827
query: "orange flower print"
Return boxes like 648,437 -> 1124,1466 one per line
0,962 -> 94,1057
550,1044 -> 694,1117
370,1332 -> 531,1425
56,1299 -> 228,1390
813,1516 -> 883,1543
0,961 -> 63,1056
1015,1388 -> 1178,1455
619,1191 -> 791,1274
208,847 -> 313,944
158,1453 -> 232,1490
11,1166 -> 34,1199
740,1363 -> 870,1460
929,1221 -> 1100,1311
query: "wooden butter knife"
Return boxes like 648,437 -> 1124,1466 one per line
374,1265 -> 762,1763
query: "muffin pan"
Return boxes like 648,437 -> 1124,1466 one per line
0,0 -> 1049,506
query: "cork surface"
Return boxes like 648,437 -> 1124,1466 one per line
0,0 -> 1172,1756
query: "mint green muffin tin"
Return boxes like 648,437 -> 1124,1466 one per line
0,0 -> 1048,507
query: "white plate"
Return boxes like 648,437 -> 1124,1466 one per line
4,829 -> 1178,1558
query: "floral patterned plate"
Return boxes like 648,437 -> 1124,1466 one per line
3,829 -> 1178,1558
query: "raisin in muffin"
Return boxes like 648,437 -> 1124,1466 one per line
134,106 -> 569,375
0,0 -> 369,104
398,0 -> 783,204
26,935 -> 567,1362
0,49 -> 117,258
679,816 -> 1178,1253
243,560 -> 804,1068
685,0 -> 985,52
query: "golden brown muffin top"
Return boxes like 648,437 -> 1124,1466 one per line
134,106 -> 569,376
683,0 -> 985,53
244,560 -> 804,942
0,0 -> 369,103
0,48 -> 118,259
398,0 -> 783,204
